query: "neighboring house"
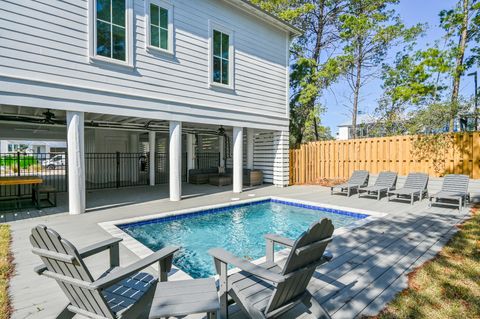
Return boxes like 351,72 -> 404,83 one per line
0,0 -> 301,213
0,140 -> 66,154
336,111 -> 476,140
336,113 -> 378,140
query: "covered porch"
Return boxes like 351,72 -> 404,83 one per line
0,105 -> 289,214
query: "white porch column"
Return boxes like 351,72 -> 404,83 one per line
233,127 -> 243,193
246,128 -> 254,169
67,111 -> 85,215
219,135 -> 225,167
149,131 -> 155,186
186,133 -> 195,182
273,130 -> 289,187
169,121 -> 182,201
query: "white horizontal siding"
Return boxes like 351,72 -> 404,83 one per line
0,0 -> 289,129
253,130 -> 288,185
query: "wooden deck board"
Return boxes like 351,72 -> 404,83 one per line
3,184 -> 471,319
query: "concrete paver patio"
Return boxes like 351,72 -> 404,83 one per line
3,182 -> 473,319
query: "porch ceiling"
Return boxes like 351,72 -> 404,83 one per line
0,104 -> 262,135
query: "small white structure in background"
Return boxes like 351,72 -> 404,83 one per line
336,113 -> 378,140
0,140 -> 66,154
0,0 -> 301,214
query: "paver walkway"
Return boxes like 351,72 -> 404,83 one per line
3,183 -> 471,319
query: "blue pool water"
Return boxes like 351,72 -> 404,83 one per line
119,199 -> 368,278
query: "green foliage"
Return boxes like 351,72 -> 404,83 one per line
373,47 -> 453,136
375,206 -> 480,319
0,225 -> 12,319
251,0 -> 346,147
336,0 -> 423,138
0,156 -> 38,169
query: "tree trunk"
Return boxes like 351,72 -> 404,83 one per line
449,0 -> 469,131
313,117 -> 320,140
309,0 -> 326,141
352,50 -> 363,139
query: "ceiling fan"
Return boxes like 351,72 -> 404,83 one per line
217,126 -> 226,136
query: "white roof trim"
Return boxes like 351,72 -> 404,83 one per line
221,0 -> 303,37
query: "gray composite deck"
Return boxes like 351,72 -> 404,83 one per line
3,181 -> 474,319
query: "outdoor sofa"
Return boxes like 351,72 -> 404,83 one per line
387,172 -> 429,204
189,167 -> 219,184
190,167 -> 264,186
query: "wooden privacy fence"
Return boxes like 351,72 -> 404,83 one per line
289,132 -> 480,185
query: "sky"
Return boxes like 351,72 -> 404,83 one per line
322,0 -> 478,136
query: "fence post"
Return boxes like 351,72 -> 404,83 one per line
16,151 -> 21,198
116,151 -> 120,188
16,152 -> 21,177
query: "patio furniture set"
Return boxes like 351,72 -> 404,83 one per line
331,170 -> 470,210
0,176 -> 57,209
189,168 -> 264,187
31,219 -> 335,319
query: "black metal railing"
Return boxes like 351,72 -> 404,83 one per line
154,153 -> 187,184
85,152 -> 149,190
0,152 -> 68,199
1,150 -> 205,199
196,152 -> 220,169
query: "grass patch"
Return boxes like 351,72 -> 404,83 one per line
0,155 -> 38,169
0,225 -> 13,319
370,206 -> 480,319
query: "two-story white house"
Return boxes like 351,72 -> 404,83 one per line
0,0 -> 300,214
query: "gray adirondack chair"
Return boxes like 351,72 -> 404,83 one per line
387,173 -> 429,204
429,174 -> 470,210
357,171 -> 397,200
209,219 -> 334,319
30,224 -> 180,319
331,170 -> 369,197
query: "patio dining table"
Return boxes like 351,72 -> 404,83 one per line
0,176 -> 43,208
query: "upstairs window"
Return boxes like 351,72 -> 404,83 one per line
150,4 -> 168,50
213,30 -> 229,85
90,0 -> 133,66
146,0 -> 174,55
209,21 -> 234,89
96,0 -> 127,61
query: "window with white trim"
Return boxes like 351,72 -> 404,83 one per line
146,0 -> 174,55
209,21 -> 234,89
90,0 -> 133,66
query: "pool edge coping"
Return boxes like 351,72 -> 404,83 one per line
98,196 -> 387,281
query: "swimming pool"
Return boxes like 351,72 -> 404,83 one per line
118,199 -> 369,279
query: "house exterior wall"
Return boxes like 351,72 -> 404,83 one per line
0,0 -> 290,131
337,126 -> 350,140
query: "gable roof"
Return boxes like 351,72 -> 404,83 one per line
338,114 -> 377,127
221,0 -> 303,37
